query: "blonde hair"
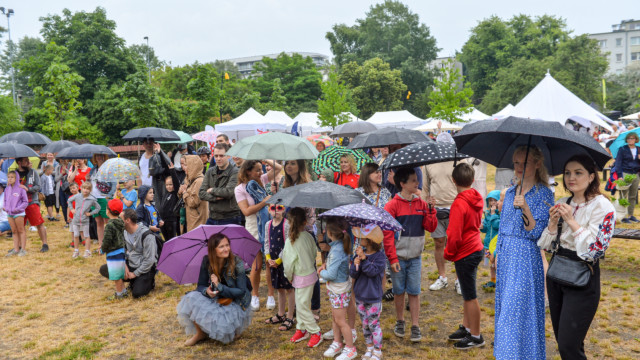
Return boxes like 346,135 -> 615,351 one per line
340,154 -> 358,174
81,182 -> 93,191
513,145 -> 549,188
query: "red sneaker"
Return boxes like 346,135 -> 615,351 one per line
290,330 -> 308,343
307,332 -> 323,348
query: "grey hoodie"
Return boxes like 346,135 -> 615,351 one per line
67,193 -> 101,226
124,223 -> 157,276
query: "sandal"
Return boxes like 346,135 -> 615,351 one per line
264,313 -> 285,325
279,318 -> 295,331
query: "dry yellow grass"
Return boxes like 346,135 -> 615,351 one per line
1,166 -> 640,359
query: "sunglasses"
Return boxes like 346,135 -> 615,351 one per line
269,205 -> 285,212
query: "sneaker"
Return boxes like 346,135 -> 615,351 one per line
383,288 -> 394,302
5,249 -> 18,257
453,334 -> 485,350
323,341 -> 343,357
29,226 -> 37,232
448,325 -> 470,342
307,332 -> 323,348
108,292 -> 127,300
40,244 -> 49,253
18,249 -> 27,257
319,277 -> 327,284
290,329 -> 308,343
455,279 -> 462,295
323,329 -> 334,340
83,250 -> 91,258
393,320 -> 405,338
266,296 -> 276,310
482,281 -> 496,290
410,325 -> 422,342
362,348 -> 373,360
351,328 -> 357,343
336,346 -> 357,360
429,276 -> 448,291
630,216 -> 640,223
250,296 -> 260,311
621,218 -> 632,224
72,249 -> 80,258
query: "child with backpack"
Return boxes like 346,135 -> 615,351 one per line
102,199 -> 127,300
136,185 -> 164,236
320,217 -> 356,360
68,182 -> 101,258
480,190 -> 501,289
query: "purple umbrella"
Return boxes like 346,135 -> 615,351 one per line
157,225 -> 261,285
318,201 -> 403,231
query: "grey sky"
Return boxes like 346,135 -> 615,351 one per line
5,0 -> 637,66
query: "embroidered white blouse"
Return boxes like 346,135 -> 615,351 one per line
538,194 -> 615,262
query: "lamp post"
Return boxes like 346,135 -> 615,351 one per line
143,36 -> 150,84
0,7 -> 16,105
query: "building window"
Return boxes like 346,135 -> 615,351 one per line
632,52 -> 640,61
631,37 -> 640,46
616,53 -> 623,62
616,38 -> 623,47
598,40 -> 607,48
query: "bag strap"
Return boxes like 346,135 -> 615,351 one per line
551,196 -> 573,253
374,187 -> 381,207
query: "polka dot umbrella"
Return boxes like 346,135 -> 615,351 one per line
311,145 -> 374,174
379,141 -> 469,170
96,156 -> 141,183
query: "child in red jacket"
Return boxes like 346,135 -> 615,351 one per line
444,163 -> 486,350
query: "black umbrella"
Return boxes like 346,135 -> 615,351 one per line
56,144 -> 117,159
0,143 -> 40,158
331,121 -> 378,138
0,131 -> 52,146
347,127 -> 432,149
452,116 -> 611,176
266,181 -> 371,209
122,127 -> 181,142
379,141 -> 469,170
40,140 -> 79,154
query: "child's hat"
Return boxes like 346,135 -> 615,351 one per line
352,224 -> 383,244
107,199 -> 123,215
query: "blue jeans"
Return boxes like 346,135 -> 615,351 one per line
206,216 -> 242,226
391,257 -> 422,296
0,221 -> 10,233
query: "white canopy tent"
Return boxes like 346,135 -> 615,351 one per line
215,108 -> 290,141
264,110 -> 294,127
366,110 -> 425,129
291,112 -> 337,137
620,111 -> 640,121
492,104 -> 515,119
414,119 -> 463,132
458,108 -> 490,122
509,72 -> 614,132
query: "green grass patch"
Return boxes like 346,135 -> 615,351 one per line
27,313 -> 42,320
37,341 -> 105,360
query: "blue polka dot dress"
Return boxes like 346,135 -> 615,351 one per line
494,184 -> 553,360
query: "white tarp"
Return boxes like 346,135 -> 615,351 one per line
492,104 -> 514,119
509,72 -> 613,132
366,110 -> 425,129
291,112 -> 334,136
620,111 -> 640,120
414,119 -> 463,132
215,108 -> 291,141
264,110 -> 294,128
458,108 -> 490,122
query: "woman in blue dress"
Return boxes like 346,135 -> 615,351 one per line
494,146 -> 554,360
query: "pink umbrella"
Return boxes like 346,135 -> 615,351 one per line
192,130 -> 220,144
306,134 -> 334,146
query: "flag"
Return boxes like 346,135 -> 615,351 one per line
602,78 -> 606,109
224,72 -> 230,80
406,90 -> 412,100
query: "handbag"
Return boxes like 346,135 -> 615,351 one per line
546,196 -> 594,288
435,207 -> 450,220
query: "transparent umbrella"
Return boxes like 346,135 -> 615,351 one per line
96,157 -> 141,182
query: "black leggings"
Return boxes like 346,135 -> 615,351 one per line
160,219 -> 178,242
99,263 -> 156,298
547,249 -> 600,360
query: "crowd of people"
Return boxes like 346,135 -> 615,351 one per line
0,129 -> 616,360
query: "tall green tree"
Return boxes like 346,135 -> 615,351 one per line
427,59 -> 473,123
128,43 -> 165,70
0,95 -> 22,134
186,64 -> 220,129
607,63 -> 640,114
317,70 -> 358,128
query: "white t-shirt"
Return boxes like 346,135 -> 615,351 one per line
631,147 -> 638,159
0,193 -> 7,223
139,153 -> 152,187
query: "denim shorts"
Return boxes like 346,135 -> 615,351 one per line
391,256 -> 422,296
0,221 -> 10,232
454,251 -> 483,301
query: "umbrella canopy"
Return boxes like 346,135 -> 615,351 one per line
0,143 -> 40,158
157,131 -> 194,144
311,146 -> 373,174
96,157 -> 141,182
608,128 -> 640,158
226,132 -> 319,160
331,121 -> 378,138
157,225 -> 261,285
39,140 -> 79,154
122,127 -> 181,142
266,181 -> 371,209
414,119 -> 463,132
453,116 -> 611,175
306,134 -> 334,147
56,144 -> 117,159
318,202 -> 403,231
192,129 -> 220,143
0,131 -> 52,146
379,141 -> 469,170
347,127 -> 432,149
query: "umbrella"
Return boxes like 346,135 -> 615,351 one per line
157,131 -> 194,144
96,157 -> 141,182
306,134 -> 334,147
331,121 -> 378,138
192,129 -> 220,143
347,127 -> 432,149
0,143 -> 40,158
311,146 -> 373,174
226,132 -> 319,160
379,141 -> 469,170
157,225 -> 261,284
608,128 -> 640,158
0,131 -> 52,146
266,181 -> 371,209
56,144 -> 117,159
452,116 -> 611,176
122,127 -> 181,142
40,140 -> 79,154
318,202 -> 403,231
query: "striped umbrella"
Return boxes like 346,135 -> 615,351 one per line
311,145 -> 373,174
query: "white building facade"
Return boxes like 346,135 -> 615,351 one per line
589,19 -> 640,75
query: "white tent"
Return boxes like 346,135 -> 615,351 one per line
492,104 -> 514,119
620,111 -> 640,120
509,72 -> 614,132
215,108 -> 290,141
291,112 -> 334,136
458,108 -> 490,122
414,119 -> 463,132
264,110 -> 294,127
366,110 -> 425,129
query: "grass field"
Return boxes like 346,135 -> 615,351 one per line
1,167 -> 640,359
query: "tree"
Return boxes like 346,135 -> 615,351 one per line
212,60 -> 241,78
0,95 -> 22,134
186,64 -> 220,129
128,43 -> 165,70
317,69 -> 358,128
606,63 -> 640,114
427,59 -> 473,123
340,57 -> 406,119
266,78 -> 288,112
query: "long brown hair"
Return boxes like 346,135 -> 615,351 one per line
207,233 -> 236,278
562,154 -> 601,200
283,160 -> 311,188
325,217 -> 351,254
358,162 -> 380,194
287,207 -> 307,244
238,160 -> 261,185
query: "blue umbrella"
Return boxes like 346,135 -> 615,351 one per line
609,128 -> 640,158
318,201 -> 403,231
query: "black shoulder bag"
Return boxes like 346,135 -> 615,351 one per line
546,196 -> 594,288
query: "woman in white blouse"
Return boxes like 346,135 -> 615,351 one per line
538,154 -> 615,360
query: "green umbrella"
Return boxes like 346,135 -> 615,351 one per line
226,132 -> 318,160
311,145 -> 373,174
157,131 -> 194,144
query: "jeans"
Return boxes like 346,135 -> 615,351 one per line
59,187 -> 69,223
206,216 -> 243,226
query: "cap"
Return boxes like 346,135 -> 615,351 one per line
178,143 -> 188,150
107,199 -> 123,215
352,224 -> 383,244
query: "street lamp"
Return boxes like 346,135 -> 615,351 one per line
0,7 -> 16,105
143,36 -> 150,84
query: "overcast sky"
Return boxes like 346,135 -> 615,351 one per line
4,0 -> 637,66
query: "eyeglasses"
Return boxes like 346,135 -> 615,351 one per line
269,205 -> 285,212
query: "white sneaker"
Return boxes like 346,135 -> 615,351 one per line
72,249 -> 79,258
17,249 -> 27,257
429,276 -> 448,291
336,345 -> 357,360
83,250 -> 91,258
266,296 -> 276,310
29,226 -> 37,232
351,328 -> 357,343
323,329 -> 334,340
455,279 -> 462,295
250,296 -> 260,311
323,341 -> 343,358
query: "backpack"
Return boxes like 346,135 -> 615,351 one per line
142,230 -> 164,261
